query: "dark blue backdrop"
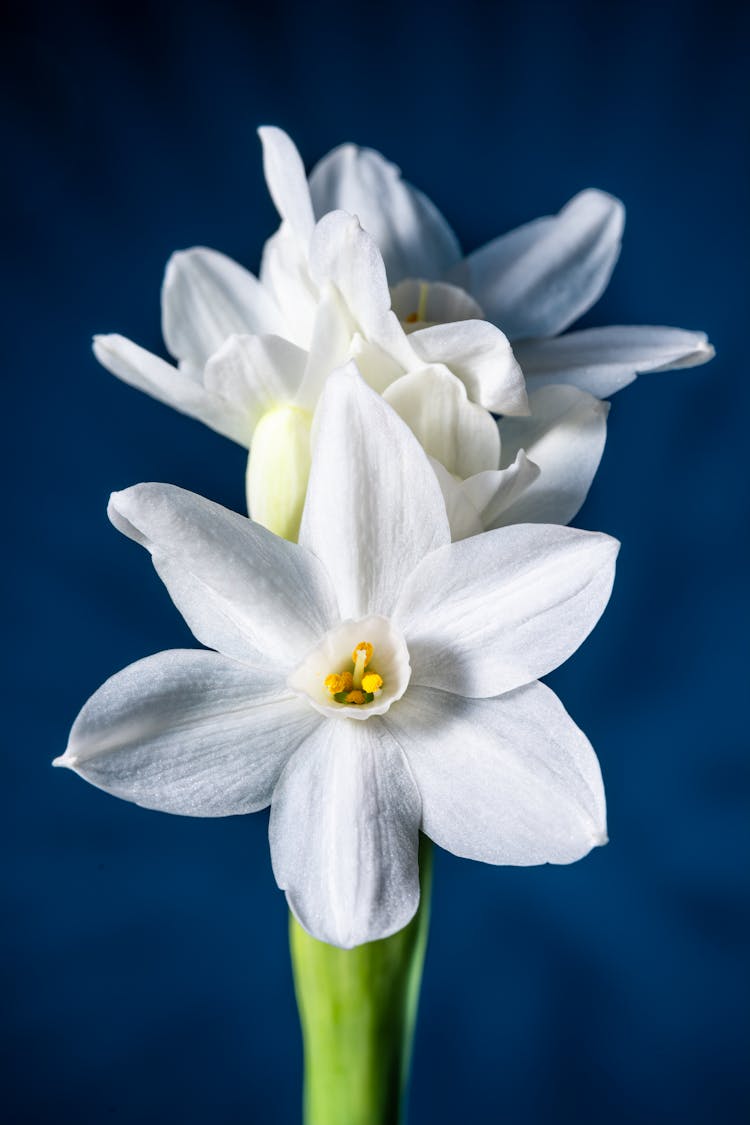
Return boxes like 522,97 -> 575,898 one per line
5,1 -> 748,1122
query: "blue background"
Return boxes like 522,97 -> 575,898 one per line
5,0 -> 748,1121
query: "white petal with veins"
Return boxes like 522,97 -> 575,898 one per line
269,716 -> 422,948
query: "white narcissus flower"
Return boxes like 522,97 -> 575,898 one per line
95,169 -> 527,537
55,372 -> 618,948
288,127 -> 713,384
264,127 -> 714,530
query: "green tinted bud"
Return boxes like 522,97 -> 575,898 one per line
246,405 -> 312,541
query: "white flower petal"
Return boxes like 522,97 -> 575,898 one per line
259,227 -> 319,348
391,279 -> 483,326
108,484 -> 339,669
395,523 -> 619,697
203,333 -> 307,428
462,451 -> 542,530
384,366 -> 501,478
294,285 -> 357,411
493,385 -> 609,527
428,458 -> 485,542
307,211 -> 392,334
269,715 -> 421,948
93,334 -> 253,446
306,212 -> 416,371
299,368 -> 450,619
431,452 -> 541,542
463,190 -> 625,340
408,320 -> 528,414
55,650 -> 319,816
258,126 -> 315,242
308,143 -> 462,284
384,682 -> 606,864
347,333 -> 406,395
516,325 -> 715,397
162,247 -> 283,367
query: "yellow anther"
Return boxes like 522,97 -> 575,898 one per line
403,284 -> 430,326
351,642 -> 373,667
325,642 -> 381,702
351,641 -> 373,689
324,671 -> 353,695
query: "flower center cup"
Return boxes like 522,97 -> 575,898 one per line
287,616 -> 411,721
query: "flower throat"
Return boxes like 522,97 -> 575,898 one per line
324,642 -> 384,706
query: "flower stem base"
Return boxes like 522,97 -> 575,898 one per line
289,836 -> 433,1125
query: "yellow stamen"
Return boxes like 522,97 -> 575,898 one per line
324,671 -> 353,695
351,642 -> 373,666
324,641 -> 382,704
351,641 -> 373,689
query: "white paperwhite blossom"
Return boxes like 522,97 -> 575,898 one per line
266,127 -> 714,531
95,166 -> 527,536
56,372 -> 617,948
290,128 -> 713,385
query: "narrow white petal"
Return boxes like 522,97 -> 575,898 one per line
269,716 -> 421,948
408,320 -> 528,414
93,334 -> 253,446
162,247 -> 283,366
299,368 -> 450,619
308,143 -> 461,284
57,650 -> 319,816
463,190 -> 625,340
294,285 -> 358,411
306,212 -> 415,373
384,682 -> 606,864
395,523 -> 619,697
517,325 -> 715,397
203,333 -> 307,429
429,459 -> 485,542
258,126 -> 315,241
431,452 -> 541,542
108,484 -> 339,669
384,366 -> 501,478
462,451 -> 542,530
347,333 -> 406,395
391,279 -> 483,325
259,227 -> 319,348
491,385 -> 609,527
307,211 -> 392,335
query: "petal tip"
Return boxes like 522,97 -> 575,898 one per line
53,752 -> 77,769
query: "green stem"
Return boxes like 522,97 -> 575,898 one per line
289,836 -> 433,1125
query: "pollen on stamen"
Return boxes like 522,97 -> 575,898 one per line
351,642 -> 373,667
361,673 -> 383,693
345,690 -> 366,705
324,671 -> 353,695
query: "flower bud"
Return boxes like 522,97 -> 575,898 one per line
246,405 -> 312,541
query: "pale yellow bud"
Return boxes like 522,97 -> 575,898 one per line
246,406 -> 312,542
